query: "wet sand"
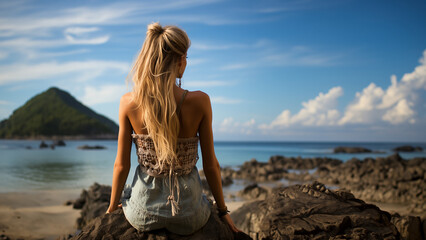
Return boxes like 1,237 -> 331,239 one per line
0,189 -> 81,240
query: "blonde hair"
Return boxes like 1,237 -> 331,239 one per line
129,22 -> 190,169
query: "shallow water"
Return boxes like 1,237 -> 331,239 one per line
0,140 -> 425,192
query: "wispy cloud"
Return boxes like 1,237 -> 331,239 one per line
211,96 -> 242,104
257,0 -> 324,13
187,58 -> 207,66
0,51 -> 7,60
64,27 -> 109,45
219,42 -> 343,70
184,80 -> 234,88
0,60 -> 129,85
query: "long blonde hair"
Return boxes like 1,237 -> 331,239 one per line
129,22 -> 190,168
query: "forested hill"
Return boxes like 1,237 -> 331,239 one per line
0,87 -> 118,139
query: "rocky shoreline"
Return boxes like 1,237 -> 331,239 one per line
219,153 -> 425,217
53,152 -> 425,239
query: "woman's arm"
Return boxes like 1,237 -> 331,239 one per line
198,92 -> 241,232
106,95 -> 133,213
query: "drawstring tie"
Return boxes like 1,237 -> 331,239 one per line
166,162 -> 180,216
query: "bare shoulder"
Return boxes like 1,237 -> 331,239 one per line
186,90 -> 211,108
119,92 -> 136,113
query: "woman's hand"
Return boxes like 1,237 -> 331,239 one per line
221,213 -> 242,233
106,203 -> 122,214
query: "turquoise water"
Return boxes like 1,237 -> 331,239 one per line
0,140 -> 425,192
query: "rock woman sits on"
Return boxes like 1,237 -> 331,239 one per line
73,23 -> 245,239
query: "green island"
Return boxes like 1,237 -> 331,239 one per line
0,87 -> 118,139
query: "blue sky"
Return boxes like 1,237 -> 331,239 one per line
0,0 -> 425,142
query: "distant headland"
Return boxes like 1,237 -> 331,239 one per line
0,87 -> 118,139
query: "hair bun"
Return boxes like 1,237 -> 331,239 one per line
148,22 -> 164,35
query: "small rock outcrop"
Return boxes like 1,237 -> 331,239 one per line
77,145 -> 106,150
393,145 -> 423,152
54,139 -> 66,146
220,156 -> 341,182
333,146 -> 372,153
231,181 -> 401,240
238,184 -> 268,200
39,141 -> 48,148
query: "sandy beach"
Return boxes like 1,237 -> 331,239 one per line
0,189 -> 81,240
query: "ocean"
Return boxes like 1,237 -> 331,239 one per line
0,139 -> 425,192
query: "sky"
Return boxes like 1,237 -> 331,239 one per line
0,0 -> 425,142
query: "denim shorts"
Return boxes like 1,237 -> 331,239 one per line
121,166 -> 211,235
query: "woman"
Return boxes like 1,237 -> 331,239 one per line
106,22 -> 241,235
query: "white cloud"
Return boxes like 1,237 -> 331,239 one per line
210,96 -> 242,104
263,86 -> 343,128
0,100 -> 10,105
338,83 -> 384,125
81,84 -> 127,106
339,49 -> 426,125
0,60 -> 129,85
263,49 -> 426,131
382,99 -> 415,124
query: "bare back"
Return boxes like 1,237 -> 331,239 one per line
122,86 -> 206,138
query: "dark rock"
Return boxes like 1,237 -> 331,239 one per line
223,155 -> 342,183
334,146 -> 372,153
238,184 -> 268,200
69,183 -> 251,240
393,145 -> 423,152
73,183 -> 111,229
77,145 -> 106,150
72,190 -> 87,209
70,207 -> 241,240
25,146 -> 32,149
316,154 -> 426,214
54,140 -> 66,146
222,176 -> 233,187
231,181 -> 401,239
64,200 -> 73,206
39,141 -> 48,148
391,213 -> 424,240
50,144 -> 55,150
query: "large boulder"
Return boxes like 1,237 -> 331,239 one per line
68,183 -> 251,240
72,182 -> 111,229
231,181 -> 401,240
71,208 -> 237,240
391,213 -> 424,240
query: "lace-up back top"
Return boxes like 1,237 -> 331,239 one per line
132,134 -> 199,177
